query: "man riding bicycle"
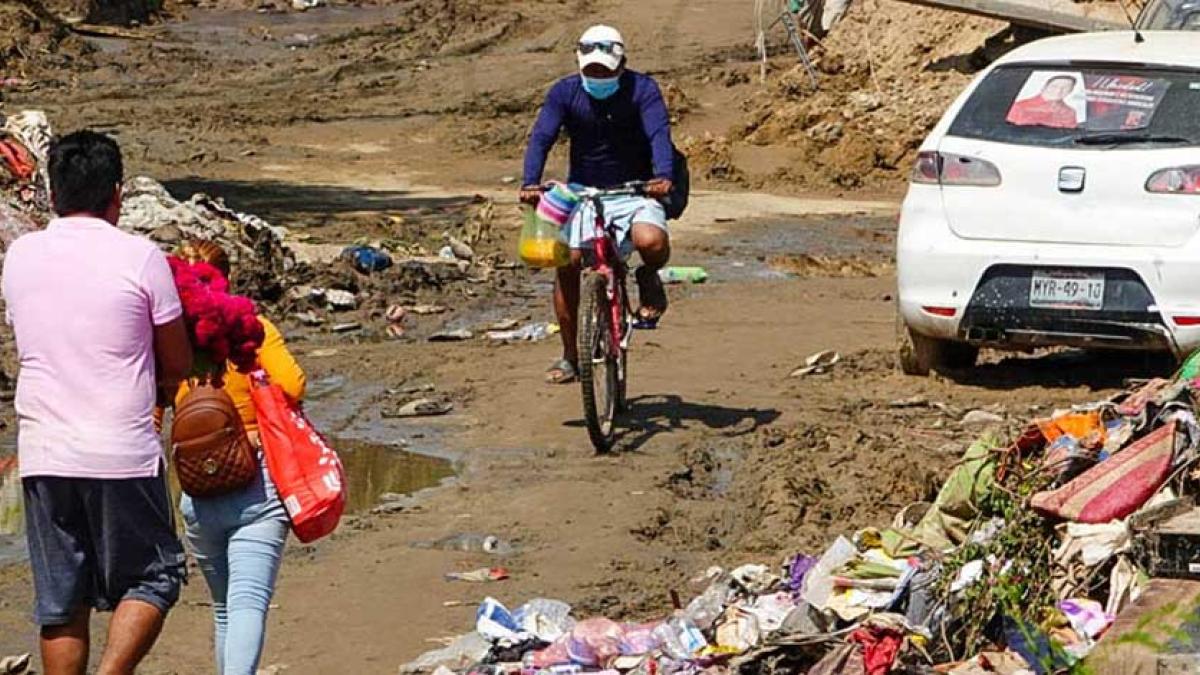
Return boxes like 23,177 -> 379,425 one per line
520,25 -> 675,385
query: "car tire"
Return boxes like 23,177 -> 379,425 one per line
897,321 -> 978,376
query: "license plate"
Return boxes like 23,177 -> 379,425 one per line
1029,270 -> 1105,310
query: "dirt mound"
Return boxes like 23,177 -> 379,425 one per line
739,0 -> 1012,190
0,3 -> 90,75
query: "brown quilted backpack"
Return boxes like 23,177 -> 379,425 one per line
171,381 -> 256,498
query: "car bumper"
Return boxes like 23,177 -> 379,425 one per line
897,187 -> 1200,355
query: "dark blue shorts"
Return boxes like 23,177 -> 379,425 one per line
22,472 -> 187,626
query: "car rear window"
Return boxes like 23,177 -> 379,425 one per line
948,63 -> 1200,148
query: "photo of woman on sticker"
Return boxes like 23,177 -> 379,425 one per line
1006,71 -> 1087,129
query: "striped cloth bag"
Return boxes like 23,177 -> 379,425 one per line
1031,421 -> 1176,524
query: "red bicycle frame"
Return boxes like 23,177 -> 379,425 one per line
582,197 -> 630,358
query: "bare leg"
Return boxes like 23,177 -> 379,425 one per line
631,224 -> 671,319
96,599 -> 164,675
631,222 -> 670,269
40,606 -> 90,675
553,252 -> 585,373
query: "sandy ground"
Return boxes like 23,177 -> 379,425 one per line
0,0 -> 1175,672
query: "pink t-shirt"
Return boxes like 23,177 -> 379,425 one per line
2,216 -> 182,478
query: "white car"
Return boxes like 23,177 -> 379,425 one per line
896,31 -> 1200,375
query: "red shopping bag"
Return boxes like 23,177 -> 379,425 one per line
250,371 -> 346,542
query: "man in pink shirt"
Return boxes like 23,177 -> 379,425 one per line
2,131 -> 192,675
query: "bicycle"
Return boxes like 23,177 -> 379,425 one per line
569,181 -> 649,453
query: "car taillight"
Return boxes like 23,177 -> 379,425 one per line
911,151 -> 941,184
909,151 -> 1001,187
1146,166 -> 1200,194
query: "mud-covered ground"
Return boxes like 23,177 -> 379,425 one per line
0,0 -> 1173,671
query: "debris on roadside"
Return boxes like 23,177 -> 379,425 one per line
0,653 -> 30,675
412,533 -> 516,556
486,322 -> 557,343
430,329 -> 475,343
659,266 -> 709,284
789,350 -> 841,378
404,368 -> 1200,674
384,398 -> 454,419
445,567 -> 510,583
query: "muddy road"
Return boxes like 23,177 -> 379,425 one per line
0,2 -> 1177,672
0,184 -> 1164,672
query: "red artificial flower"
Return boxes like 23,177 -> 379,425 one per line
168,255 -> 266,376
190,261 -> 229,295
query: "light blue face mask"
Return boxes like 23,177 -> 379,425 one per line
581,74 -> 620,100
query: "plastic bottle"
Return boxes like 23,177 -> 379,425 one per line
658,266 -> 708,284
650,617 -> 707,660
683,578 -> 735,629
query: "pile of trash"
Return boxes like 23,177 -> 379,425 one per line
0,110 -> 52,257
405,363 -> 1200,674
119,175 -> 295,302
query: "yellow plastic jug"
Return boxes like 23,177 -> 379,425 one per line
518,208 -> 570,269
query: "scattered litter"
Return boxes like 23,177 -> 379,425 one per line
888,395 -> 929,409
386,305 -> 408,324
283,32 -> 318,50
0,653 -> 30,675
410,305 -> 449,315
342,245 -> 392,274
444,235 -> 475,261
445,567 -> 509,583
486,322 -> 556,343
384,399 -> 453,418
659,266 -> 708,284
293,311 -> 324,326
413,533 -> 515,555
405,364 -> 1200,674
429,329 -> 474,342
789,350 -> 841,377
318,288 -> 358,311
330,322 -> 362,334
961,409 -> 1004,426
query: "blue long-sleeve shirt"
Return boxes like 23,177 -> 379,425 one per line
522,70 -> 675,188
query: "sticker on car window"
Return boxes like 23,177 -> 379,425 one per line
1083,74 -> 1171,130
1006,70 -> 1171,131
1006,71 -> 1087,129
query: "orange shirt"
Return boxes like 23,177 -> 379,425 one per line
175,316 -> 306,432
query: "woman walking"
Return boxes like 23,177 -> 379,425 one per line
174,239 -> 306,674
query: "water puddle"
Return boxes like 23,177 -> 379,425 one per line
0,435 -> 453,565
698,213 -> 896,282
0,453 -> 22,565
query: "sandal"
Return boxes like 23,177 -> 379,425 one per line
545,358 -> 578,385
634,266 -> 668,330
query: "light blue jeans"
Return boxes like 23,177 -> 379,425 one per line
180,457 -> 289,675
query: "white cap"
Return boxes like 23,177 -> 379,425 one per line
577,25 -> 625,72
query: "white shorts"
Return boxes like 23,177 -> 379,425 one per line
566,195 -> 669,259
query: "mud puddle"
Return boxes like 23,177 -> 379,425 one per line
0,438 -> 453,564
694,213 -> 895,282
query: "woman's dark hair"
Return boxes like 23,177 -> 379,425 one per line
48,130 -> 123,217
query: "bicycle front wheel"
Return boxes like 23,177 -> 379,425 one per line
578,272 -> 620,453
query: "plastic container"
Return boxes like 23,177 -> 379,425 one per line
658,266 -> 708,284
683,578 -> 735,629
1181,350 -> 1200,380
518,208 -> 570,269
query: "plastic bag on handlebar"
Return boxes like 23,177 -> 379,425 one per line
518,207 -> 570,269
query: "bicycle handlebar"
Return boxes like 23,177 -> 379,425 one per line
539,181 -> 648,199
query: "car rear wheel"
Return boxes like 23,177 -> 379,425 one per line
897,321 -> 979,376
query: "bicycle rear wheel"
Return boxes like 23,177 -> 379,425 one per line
578,272 -> 620,453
